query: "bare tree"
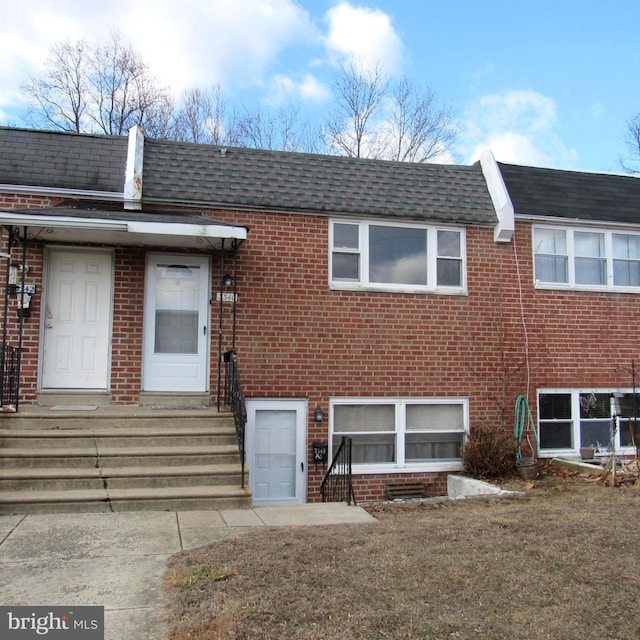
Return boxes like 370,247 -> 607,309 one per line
21,40 -> 89,132
324,60 -> 389,158
21,32 -> 173,137
235,104 -> 320,153
621,114 -> 640,174
384,76 -> 456,163
324,60 -> 455,162
174,85 -> 242,145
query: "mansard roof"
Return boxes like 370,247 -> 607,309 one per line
142,138 -> 497,225
0,127 -> 127,193
498,161 -> 640,225
0,128 -> 497,226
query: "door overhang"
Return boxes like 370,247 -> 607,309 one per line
0,204 -> 248,249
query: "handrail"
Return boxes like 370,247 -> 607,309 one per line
320,436 -> 356,505
223,350 -> 247,488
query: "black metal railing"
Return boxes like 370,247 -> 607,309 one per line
223,350 -> 247,488
320,436 -> 356,505
0,345 -> 20,410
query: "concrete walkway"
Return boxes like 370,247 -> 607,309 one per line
0,503 -> 376,640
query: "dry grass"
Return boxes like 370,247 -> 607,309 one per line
164,467 -> 640,640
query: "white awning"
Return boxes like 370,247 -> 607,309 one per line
0,210 -> 248,249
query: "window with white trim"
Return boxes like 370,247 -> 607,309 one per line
533,226 -> 640,290
331,221 -> 465,292
331,398 -> 468,471
538,390 -> 639,455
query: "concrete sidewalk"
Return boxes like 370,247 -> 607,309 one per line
0,503 -> 376,640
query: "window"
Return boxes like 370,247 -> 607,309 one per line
533,226 -> 640,290
538,390 -> 639,454
331,221 -> 465,292
331,398 -> 468,471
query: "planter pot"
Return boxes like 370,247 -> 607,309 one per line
580,447 -> 595,460
516,459 -> 538,480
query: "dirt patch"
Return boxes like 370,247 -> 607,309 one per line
165,470 -> 640,640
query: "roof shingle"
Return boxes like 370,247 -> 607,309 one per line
499,162 -> 640,225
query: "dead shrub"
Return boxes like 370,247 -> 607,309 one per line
462,423 -> 516,478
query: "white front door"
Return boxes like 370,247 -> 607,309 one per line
42,249 -> 113,389
246,399 -> 307,504
143,253 -> 210,392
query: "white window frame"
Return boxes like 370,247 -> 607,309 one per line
330,220 -> 467,294
330,397 -> 469,474
538,388 -> 638,457
533,225 -> 640,292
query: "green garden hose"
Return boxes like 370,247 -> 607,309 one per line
514,395 -> 540,464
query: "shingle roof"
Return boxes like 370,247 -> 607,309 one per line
143,138 -> 497,225
499,162 -> 640,225
0,127 -> 496,226
0,127 -> 127,193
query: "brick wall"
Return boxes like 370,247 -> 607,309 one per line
4,191 -> 640,501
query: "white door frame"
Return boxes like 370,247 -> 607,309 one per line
142,252 -> 211,392
245,398 -> 308,505
40,247 -> 114,390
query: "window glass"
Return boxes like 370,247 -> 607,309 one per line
539,394 -> 571,419
334,404 -> 395,432
613,234 -> 640,259
405,432 -> 463,462
437,230 -> 461,257
539,421 -> 573,449
333,434 -> 395,464
539,393 -> 572,449
535,228 -> 567,255
332,253 -> 359,280
613,234 -> 640,286
575,232 -> 606,285
334,223 -> 359,249
406,404 -> 464,430
534,228 -> 568,283
369,225 -> 427,285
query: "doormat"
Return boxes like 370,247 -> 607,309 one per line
50,405 -> 98,411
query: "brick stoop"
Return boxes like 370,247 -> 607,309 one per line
0,407 -> 251,514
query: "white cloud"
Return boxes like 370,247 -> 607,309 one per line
264,73 -> 331,105
0,0 -> 319,120
123,0 -> 318,93
460,90 -> 578,168
324,2 -> 403,75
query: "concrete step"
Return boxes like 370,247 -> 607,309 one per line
0,407 -> 235,431
0,485 -> 253,515
0,407 -> 250,514
0,444 -> 242,468
0,464 -> 244,491
0,426 -> 237,449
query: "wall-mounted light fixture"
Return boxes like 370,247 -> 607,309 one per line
314,405 -> 324,422
222,273 -> 234,287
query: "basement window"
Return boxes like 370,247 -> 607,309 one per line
330,398 -> 468,473
538,389 -> 639,455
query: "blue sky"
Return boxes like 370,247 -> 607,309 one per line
1,0 -> 639,172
